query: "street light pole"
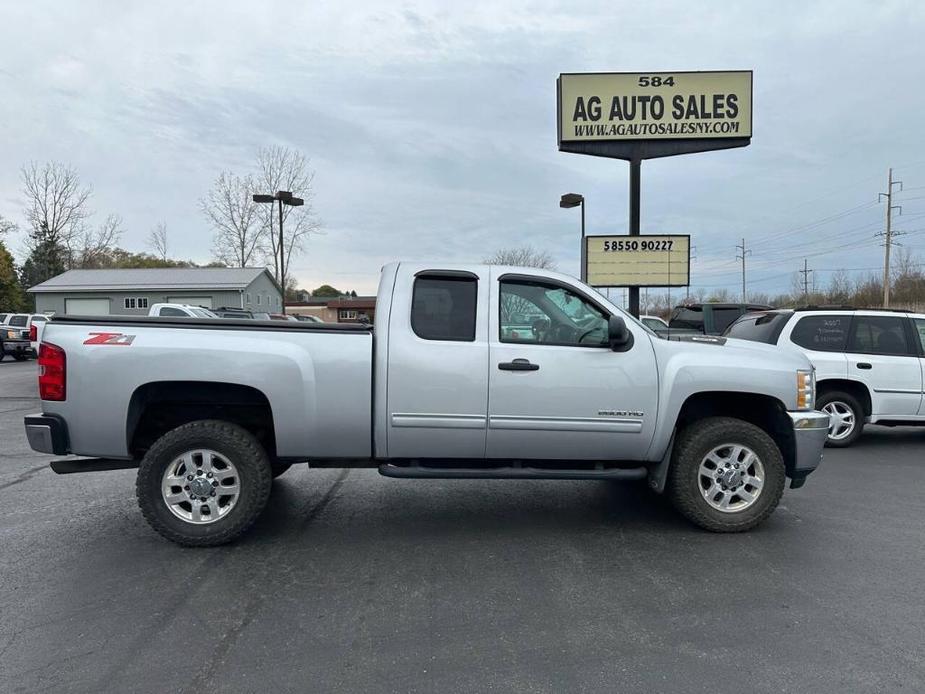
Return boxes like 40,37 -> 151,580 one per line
253,191 -> 304,315
560,193 -> 586,283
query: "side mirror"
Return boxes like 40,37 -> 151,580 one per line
608,315 -> 631,351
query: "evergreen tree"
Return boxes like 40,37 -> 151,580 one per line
0,240 -> 28,312
19,222 -> 67,292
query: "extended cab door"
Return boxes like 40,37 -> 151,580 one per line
845,313 -> 922,417
486,270 -> 658,460
385,268 -> 490,458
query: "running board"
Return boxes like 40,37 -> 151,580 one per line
378,464 -> 648,481
50,458 -> 139,475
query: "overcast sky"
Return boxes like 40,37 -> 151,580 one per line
1,0 -> 924,297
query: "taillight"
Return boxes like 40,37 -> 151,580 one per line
38,342 -> 66,401
30,324 -> 37,341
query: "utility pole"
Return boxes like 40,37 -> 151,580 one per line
799,258 -> 813,300
735,238 -> 750,303
878,168 -> 903,307
686,245 -> 697,301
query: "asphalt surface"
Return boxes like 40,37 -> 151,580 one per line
1,359 -> 924,693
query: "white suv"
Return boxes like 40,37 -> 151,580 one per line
725,308 -> 925,447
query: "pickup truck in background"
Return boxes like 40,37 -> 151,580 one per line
24,262 -> 828,546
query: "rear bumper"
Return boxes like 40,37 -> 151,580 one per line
787,410 -> 829,487
24,414 -> 70,455
3,339 -> 31,355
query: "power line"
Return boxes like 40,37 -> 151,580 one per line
799,259 -> 813,298
878,168 -> 903,307
735,238 -> 750,302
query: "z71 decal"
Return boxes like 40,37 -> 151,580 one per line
83,332 -> 136,346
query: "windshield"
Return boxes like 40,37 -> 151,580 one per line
191,308 -> 218,318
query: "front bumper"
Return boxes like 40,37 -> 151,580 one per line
787,410 -> 829,488
24,414 -> 70,455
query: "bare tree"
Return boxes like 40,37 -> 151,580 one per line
255,146 -> 321,289
0,215 -> 16,237
73,213 -> 123,268
146,221 -> 169,261
484,246 -> 556,269
21,161 -> 92,256
201,172 -> 264,267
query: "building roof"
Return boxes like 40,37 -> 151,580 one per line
327,297 -> 376,309
29,267 -> 278,294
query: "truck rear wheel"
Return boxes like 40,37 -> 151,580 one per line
136,420 -> 273,546
667,417 -> 785,533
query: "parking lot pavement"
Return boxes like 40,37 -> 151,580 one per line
0,359 -> 923,694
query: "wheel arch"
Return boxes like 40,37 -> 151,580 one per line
816,378 -> 872,418
127,381 -> 275,459
649,391 -> 796,492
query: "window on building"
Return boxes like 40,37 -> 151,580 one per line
124,298 -> 136,309
138,297 -> 148,309
257,295 -> 262,305
339,309 -> 358,320
411,275 -> 477,341
245,293 -> 251,304
123,297 -> 149,310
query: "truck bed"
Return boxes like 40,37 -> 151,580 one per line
39,315 -> 374,460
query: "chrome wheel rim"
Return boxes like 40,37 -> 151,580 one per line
698,444 -> 765,513
822,401 -> 855,441
161,449 -> 240,524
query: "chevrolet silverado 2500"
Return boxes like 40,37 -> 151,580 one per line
24,262 -> 828,545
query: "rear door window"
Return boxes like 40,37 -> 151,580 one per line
790,315 -> 850,352
669,306 -> 703,331
9,315 -> 27,327
711,307 -> 742,334
411,276 -> 477,341
723,312 -> 788,343
847,315 -> 913,356
158,307 -> 188,317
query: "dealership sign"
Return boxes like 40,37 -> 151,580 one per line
558,71 -> 752,143
585,235 -> 690,287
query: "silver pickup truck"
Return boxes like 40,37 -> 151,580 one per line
24,262 -> 828,545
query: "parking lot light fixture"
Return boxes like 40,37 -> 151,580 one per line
252,190 -> 304,314
560,193 -> 586,282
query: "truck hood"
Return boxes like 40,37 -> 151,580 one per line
651,332 -> 812,370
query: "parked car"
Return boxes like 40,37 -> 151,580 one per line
6,313 -> 51,356
148,304 -> 218,318
669,303 -> 773,336
724,307 -> 925,447
293,314 -> 323,323
268,313 -> 299,321
640,315 -> 669,331
24,261 -> 827,546
213,307 -> 254,319
1,325 -> 31,361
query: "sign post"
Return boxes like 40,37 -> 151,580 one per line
557,70 -> 753,316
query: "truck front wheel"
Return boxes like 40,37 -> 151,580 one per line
136,420 -> 273,546
667,417 -> 785,533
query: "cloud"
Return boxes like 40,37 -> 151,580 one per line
0,0 -> 923,296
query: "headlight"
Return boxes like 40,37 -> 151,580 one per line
796,369 -> 815,410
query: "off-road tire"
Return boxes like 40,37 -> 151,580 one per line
667,416 -> 786,533
817,390 -> 864,448
136,420 -> 272,547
